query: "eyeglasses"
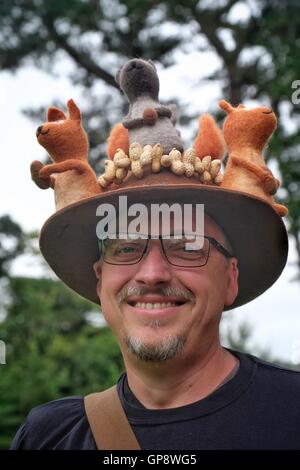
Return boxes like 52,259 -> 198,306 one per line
98,234 -> 234,268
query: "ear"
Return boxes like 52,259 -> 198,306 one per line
237,104 -> 246,109
93,260 -> 102,281
219,100 -> 234,114
67,99 -> 81,121
224,258 -> 239,306
47,107 -> 66,122
148,59 -> 157,70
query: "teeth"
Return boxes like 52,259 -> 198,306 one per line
133,302 -> 178,309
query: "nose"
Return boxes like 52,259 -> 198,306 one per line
134,241 -> 172,287
128,59 -> 143,71
36,125 -> 43,136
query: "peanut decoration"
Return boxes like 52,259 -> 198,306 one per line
97,142 -> 223,188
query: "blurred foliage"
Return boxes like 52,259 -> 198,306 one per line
0,247 -> 124,448
0,216 -> 25,279
1,0 -> 300,449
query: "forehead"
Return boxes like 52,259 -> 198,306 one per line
117,203 -> 225,240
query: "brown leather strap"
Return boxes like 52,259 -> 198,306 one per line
84,385 -> 141,450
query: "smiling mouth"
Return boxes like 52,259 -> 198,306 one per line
127,300 -> 186,310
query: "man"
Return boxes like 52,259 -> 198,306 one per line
11,195 -> 300,449
10,59 -> 300,450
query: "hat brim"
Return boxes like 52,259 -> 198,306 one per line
39,182 -> 288,310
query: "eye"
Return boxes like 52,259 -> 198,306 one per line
165,237 -> 207,259
104,240 -> 144,256
55,120 -> 65,124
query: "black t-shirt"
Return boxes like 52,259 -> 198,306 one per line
10,350 -> 300,450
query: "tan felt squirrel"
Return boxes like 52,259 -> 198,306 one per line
116,58 -> 183,154
219,100 -> 288,217
31,99 -> 101,211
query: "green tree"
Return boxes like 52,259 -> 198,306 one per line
0,217 -> 123,449
0,276 -> 124,449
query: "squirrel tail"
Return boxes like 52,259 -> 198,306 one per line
194,114 -> 226,160
107,123 -> 129,159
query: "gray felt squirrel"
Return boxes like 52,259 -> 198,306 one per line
116,58 -> 184,154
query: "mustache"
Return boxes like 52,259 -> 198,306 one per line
117,285 -> 195,304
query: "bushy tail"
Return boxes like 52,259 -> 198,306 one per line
107,123 -> 129,159
193,114 -> 226,160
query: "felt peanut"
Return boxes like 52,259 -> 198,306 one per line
140,145 -> 153,167
183,148 -> 196,177
214,173 -> 223,185
98,175 -> 109,188
103,160 -> 116,183
194,157 -> 204,174
113,148 -> 131,169
169,148 -> 184,175
131,160 -> 144,178
200,170 -> 212,184
161,154 -> 172,167
115,167 -> 128,184
129,142 -> 143,161
152,143 -> 163,173
129,142 -> 144,178
202,155 -> 212,171
210,160 -> 221,178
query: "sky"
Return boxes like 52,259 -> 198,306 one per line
0,56 -> 299,365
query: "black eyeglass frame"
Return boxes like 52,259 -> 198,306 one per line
98,235 -> 234,268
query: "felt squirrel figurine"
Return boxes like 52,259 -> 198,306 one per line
31,99 -> 101,211
115,58 -> 183,154
219,99 -> 288,217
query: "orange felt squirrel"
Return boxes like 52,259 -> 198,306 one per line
31,99 -> 101,210
219,100 -> 288,217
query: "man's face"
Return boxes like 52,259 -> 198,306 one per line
93,214 -> 238,363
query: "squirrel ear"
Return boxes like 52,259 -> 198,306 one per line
47,107 -> 66,122
68,99 -> 81,121
148,59 -> 157,70
219,100 -> 234,114
237,104 -> 246,109
115,68 -> 121,86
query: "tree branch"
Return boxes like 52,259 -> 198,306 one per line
46,22 -> 119,90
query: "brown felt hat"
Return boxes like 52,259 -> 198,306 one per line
39,171 -> 288,310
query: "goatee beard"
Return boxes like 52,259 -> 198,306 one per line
124,332 -> 186,362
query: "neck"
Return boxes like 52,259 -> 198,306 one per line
52,154 -> 86,162
230,146 -> 265,165
123,340 -> 238,409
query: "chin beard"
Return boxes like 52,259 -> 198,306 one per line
124,333 -> 186,363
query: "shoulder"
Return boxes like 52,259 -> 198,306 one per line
252,353 -> 300,378
242,350 -> 300,396
11,396 -> 89,449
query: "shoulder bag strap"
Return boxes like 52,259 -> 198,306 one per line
84,385 -> 141,450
